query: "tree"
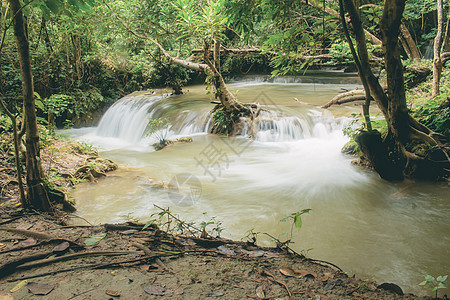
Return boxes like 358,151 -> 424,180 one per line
340,0 -> 449,180
105,0 -> 258,135
8,0 -> 52,210
432,0 -> 444,97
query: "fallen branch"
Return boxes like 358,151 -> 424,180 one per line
16,250 -> 141,270
0,216 -> 21,225
322,89 -> 366,108
0,238 -> 83,254
441,52 -> 450,64
0,227 -> 55,240
7,256 -> 153,282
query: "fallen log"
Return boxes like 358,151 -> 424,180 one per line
322,89 -> 366,108
441,52 -> 450,64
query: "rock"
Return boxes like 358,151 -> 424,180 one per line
177,137 -> 193,143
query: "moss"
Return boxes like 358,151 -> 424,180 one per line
341,140 -> 361,156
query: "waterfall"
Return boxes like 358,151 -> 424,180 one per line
95,92 -> 344,144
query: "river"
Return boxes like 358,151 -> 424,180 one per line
67,72 -> 450,296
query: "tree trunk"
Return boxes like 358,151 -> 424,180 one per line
338,0 -> 372,131
341,0 -> 450,180
400,22 -> 421,60
432,0 -> 444,97
9,0 -> 52,210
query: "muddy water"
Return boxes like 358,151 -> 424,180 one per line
68,72 -> 450,296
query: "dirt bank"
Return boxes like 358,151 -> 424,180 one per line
0,136 -> 437,299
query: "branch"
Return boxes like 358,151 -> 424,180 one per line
300,0 -> 382,45
322,89 -> 366,108
102,0 -> 207,72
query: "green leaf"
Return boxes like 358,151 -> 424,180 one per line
437,275 -> 448,282
85,233 -> 106,245
437,282 -> 447,289
35,100 -> 45,111
419,281 -> 427,286
158,248 -> 181,254
294,214 -> 302,230
142,219 -> 155,230
279,216 -> 288,222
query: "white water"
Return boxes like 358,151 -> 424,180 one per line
68,75 -> 450,297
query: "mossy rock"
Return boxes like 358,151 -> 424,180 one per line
177,137 -> 193,143
153,137 -> 192,151
341,140 -> 360,155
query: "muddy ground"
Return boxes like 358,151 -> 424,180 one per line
0,135 -> 438,299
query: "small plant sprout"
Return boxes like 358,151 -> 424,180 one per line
419,274 -> 447,298
280,209 -> 312,245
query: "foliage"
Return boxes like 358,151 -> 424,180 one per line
419,274 -> 447,298
144,206 -> 223,237
200,213 -> 224,237
279,209 -> 311,245
211,107 -> 235,135
145,118 -> 171,145
409,69 -> 450,136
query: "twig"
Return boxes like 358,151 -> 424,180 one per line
67,214 -> 93,226
17,250 -> 141,270
66,288 -> 95,300
262,232 -> 343,272
261,270 -> 292,298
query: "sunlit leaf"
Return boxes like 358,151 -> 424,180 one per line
84,233 -> 106,245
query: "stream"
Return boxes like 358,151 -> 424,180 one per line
67,72 -> 450,296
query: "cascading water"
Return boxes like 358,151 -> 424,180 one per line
95,91 -> 345,146
70,77 -> 449,297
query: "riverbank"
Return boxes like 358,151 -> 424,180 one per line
0,135 -> 439,299
0,212 -> 431,300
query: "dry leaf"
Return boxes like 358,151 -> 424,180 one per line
321,272 -> 334,282
52,241 -> 70,253
0,293 -> 14,300
279,266 -> 299,278
296,270 -> 317,278
19,238 -> 36,247
279,266 -> 317,278
144,285 -> 165,296
105,289 -> 121,297
140,265 -> 150,271
28,282 -> 54,295
10,280 -> 27,293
